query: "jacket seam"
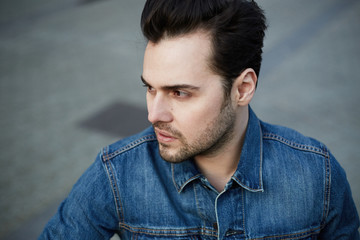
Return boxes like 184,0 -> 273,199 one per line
172,163 -> 202,193
259,123 -> 264,190
101,149 -> 124,224
232,176 -> 263,192
320,147 -> 331,228
119,222 -> 320,239
193,184 -> 206,222
119,223 -> 217,237
103,134 -> 157,161
263,133 -> 327,156
241,188 -> 247,239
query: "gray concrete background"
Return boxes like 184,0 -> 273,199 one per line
0,0 -> 359,239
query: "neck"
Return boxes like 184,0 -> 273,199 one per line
194,108 -> 249,192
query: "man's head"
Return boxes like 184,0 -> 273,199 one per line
141,0 -> 267,93
142,32 -> 238,162
141,0 -> 267,163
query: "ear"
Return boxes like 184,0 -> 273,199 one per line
232,68 -> 257,106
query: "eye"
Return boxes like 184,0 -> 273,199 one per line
173,90 -> 190,98
143,84 -> 156,94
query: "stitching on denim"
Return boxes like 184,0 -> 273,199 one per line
242,188 -> 247,239
179,174 -> 202,193
109,160 -> 124,222
325,149 -> 331,219
119,223 -> 217,237
172,163 -> 202,193
104,134 -> 157,161
259,124 -> 264,190
171,164 -> 180,192
250,226 -> 321,239
320,148 -> 331,228
102,151 -> 124,223
232,176 -> 262,191
193,184 -> 206,221
120,222 -> 319,239
262,133 -> 327,156
130,232 -> 136,240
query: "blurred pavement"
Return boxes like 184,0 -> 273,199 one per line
0,0 -> 359,238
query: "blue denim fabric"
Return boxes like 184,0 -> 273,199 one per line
39,107 -> 359,239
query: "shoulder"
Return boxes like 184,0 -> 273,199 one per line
100,126 -> 158,162
260,120 -> 329,157
258,120 -> 333,196
258,120 -> 351,193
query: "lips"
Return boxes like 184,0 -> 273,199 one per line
155,129 -> 177,143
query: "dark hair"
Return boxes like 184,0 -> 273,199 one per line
141,0 -> 267,92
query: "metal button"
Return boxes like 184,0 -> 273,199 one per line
213,222 -> 218,231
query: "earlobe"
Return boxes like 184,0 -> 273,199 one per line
234,68 -> 257,106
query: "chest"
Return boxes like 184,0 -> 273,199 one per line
116,180 -> 323,240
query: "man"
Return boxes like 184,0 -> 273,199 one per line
40,0 -> 360,239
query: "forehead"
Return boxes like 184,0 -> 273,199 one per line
142,31 -> 219,87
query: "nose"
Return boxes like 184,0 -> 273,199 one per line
147,95 -> 173,124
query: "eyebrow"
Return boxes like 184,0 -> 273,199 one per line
141,75 -> 200,91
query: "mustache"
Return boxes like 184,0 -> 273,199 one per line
153,122 -> 183,138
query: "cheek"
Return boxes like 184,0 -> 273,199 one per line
175,100 -> 222,136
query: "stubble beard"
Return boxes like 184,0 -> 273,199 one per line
154,99 -> 236,163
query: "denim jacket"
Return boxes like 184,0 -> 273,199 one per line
40,107 -> 360,239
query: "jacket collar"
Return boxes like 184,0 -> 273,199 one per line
171,159 -> 202,193
172,106 -> 263,193
231,106 -> 264,192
